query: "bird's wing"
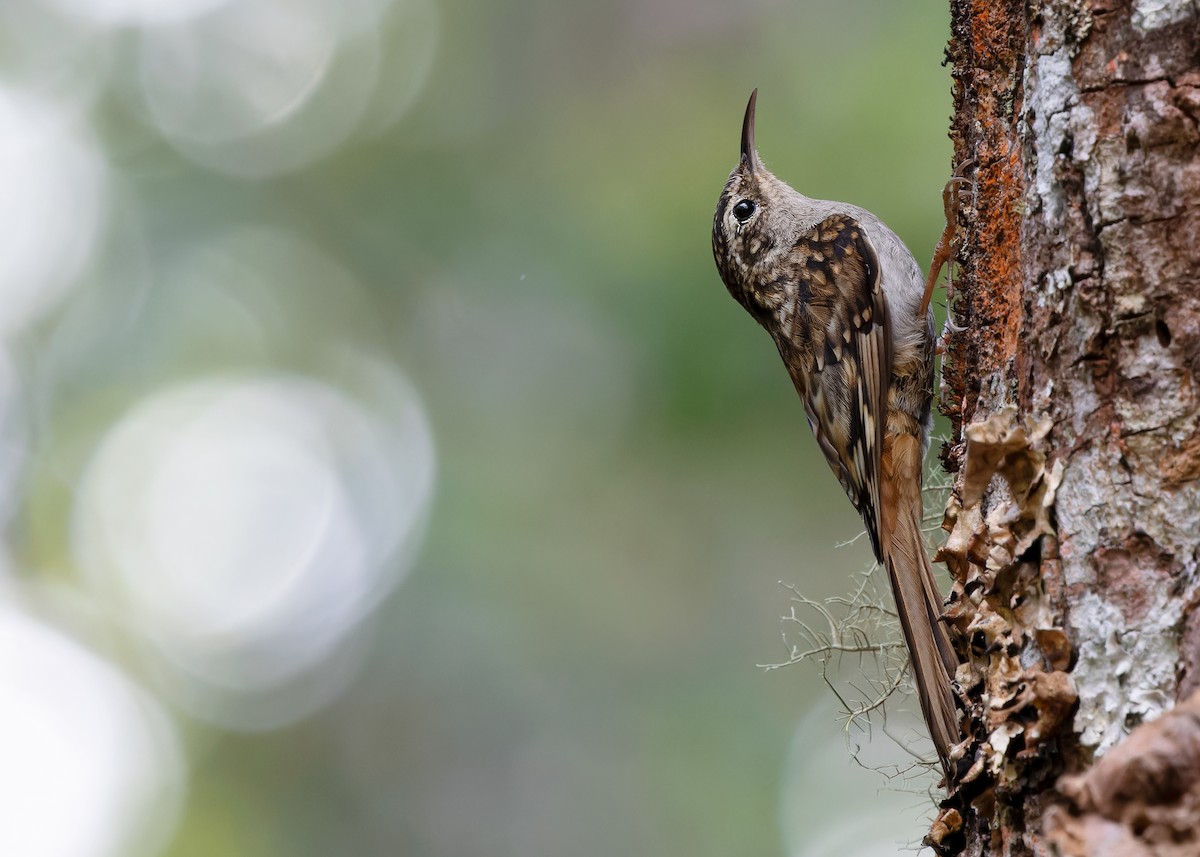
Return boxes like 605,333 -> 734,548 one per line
775,214 -> 893,560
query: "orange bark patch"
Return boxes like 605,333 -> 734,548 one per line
941,0 -> 1027,459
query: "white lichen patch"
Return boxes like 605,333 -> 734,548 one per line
1031,379 -> 1056,427
1036,267 -> 1073,313
1132,0 -> 1194,33
1023,1 -> 1094,227
1071,102 -> 1097,164
1072,591 -> 1180,752
1058,442 -> 1199,754
1056,450 -> 1113,574
1112,292 -> 1148,317
1028,51 -> 1076,226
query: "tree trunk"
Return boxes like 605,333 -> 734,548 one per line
929,1 -> 1200,854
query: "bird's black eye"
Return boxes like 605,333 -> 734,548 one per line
732,199 -> 756,223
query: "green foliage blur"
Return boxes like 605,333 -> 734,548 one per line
8,0 -> 953,855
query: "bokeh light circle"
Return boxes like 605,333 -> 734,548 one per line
0,3 -> 115,108
354,0 -> 441,140
0,603 -> 183,857
136,0 -> 382,177
0,86 -> 106,339
47,0 -> 234,27
0,350 -> 26,531
73,370 -> 435,729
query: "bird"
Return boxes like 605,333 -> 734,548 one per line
711,89 -> 959,768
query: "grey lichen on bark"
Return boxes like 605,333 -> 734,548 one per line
934,0 -> 1200,853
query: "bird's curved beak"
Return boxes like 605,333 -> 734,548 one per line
740,88 -> 759,174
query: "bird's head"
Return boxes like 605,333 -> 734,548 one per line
711,89 -> 809,325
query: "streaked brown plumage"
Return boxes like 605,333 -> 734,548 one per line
712,90 -> 958,768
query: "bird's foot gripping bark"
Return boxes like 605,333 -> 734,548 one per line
923,159 -> 976,331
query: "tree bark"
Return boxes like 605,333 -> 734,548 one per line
929,1 -> 1200,854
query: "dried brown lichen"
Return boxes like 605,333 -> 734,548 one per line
940,407 -> 1061,580
927,408 -> 1076,854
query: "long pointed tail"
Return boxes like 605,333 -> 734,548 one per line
881,432 -> 958,766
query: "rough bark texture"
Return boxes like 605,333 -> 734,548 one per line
930,1 -> 1200,854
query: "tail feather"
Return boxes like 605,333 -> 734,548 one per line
885,535 -> 958,764
880,432 -> 958,767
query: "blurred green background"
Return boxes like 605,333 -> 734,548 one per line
0,1 -> 953,855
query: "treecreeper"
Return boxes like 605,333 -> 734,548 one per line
711,89 -> 959,772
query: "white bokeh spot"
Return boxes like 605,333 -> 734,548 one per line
0,604 -> 183,857
47,0 -> 235,27
73,371 -> 435,729
0,86 -> 106,339
136,0 -> 397,177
